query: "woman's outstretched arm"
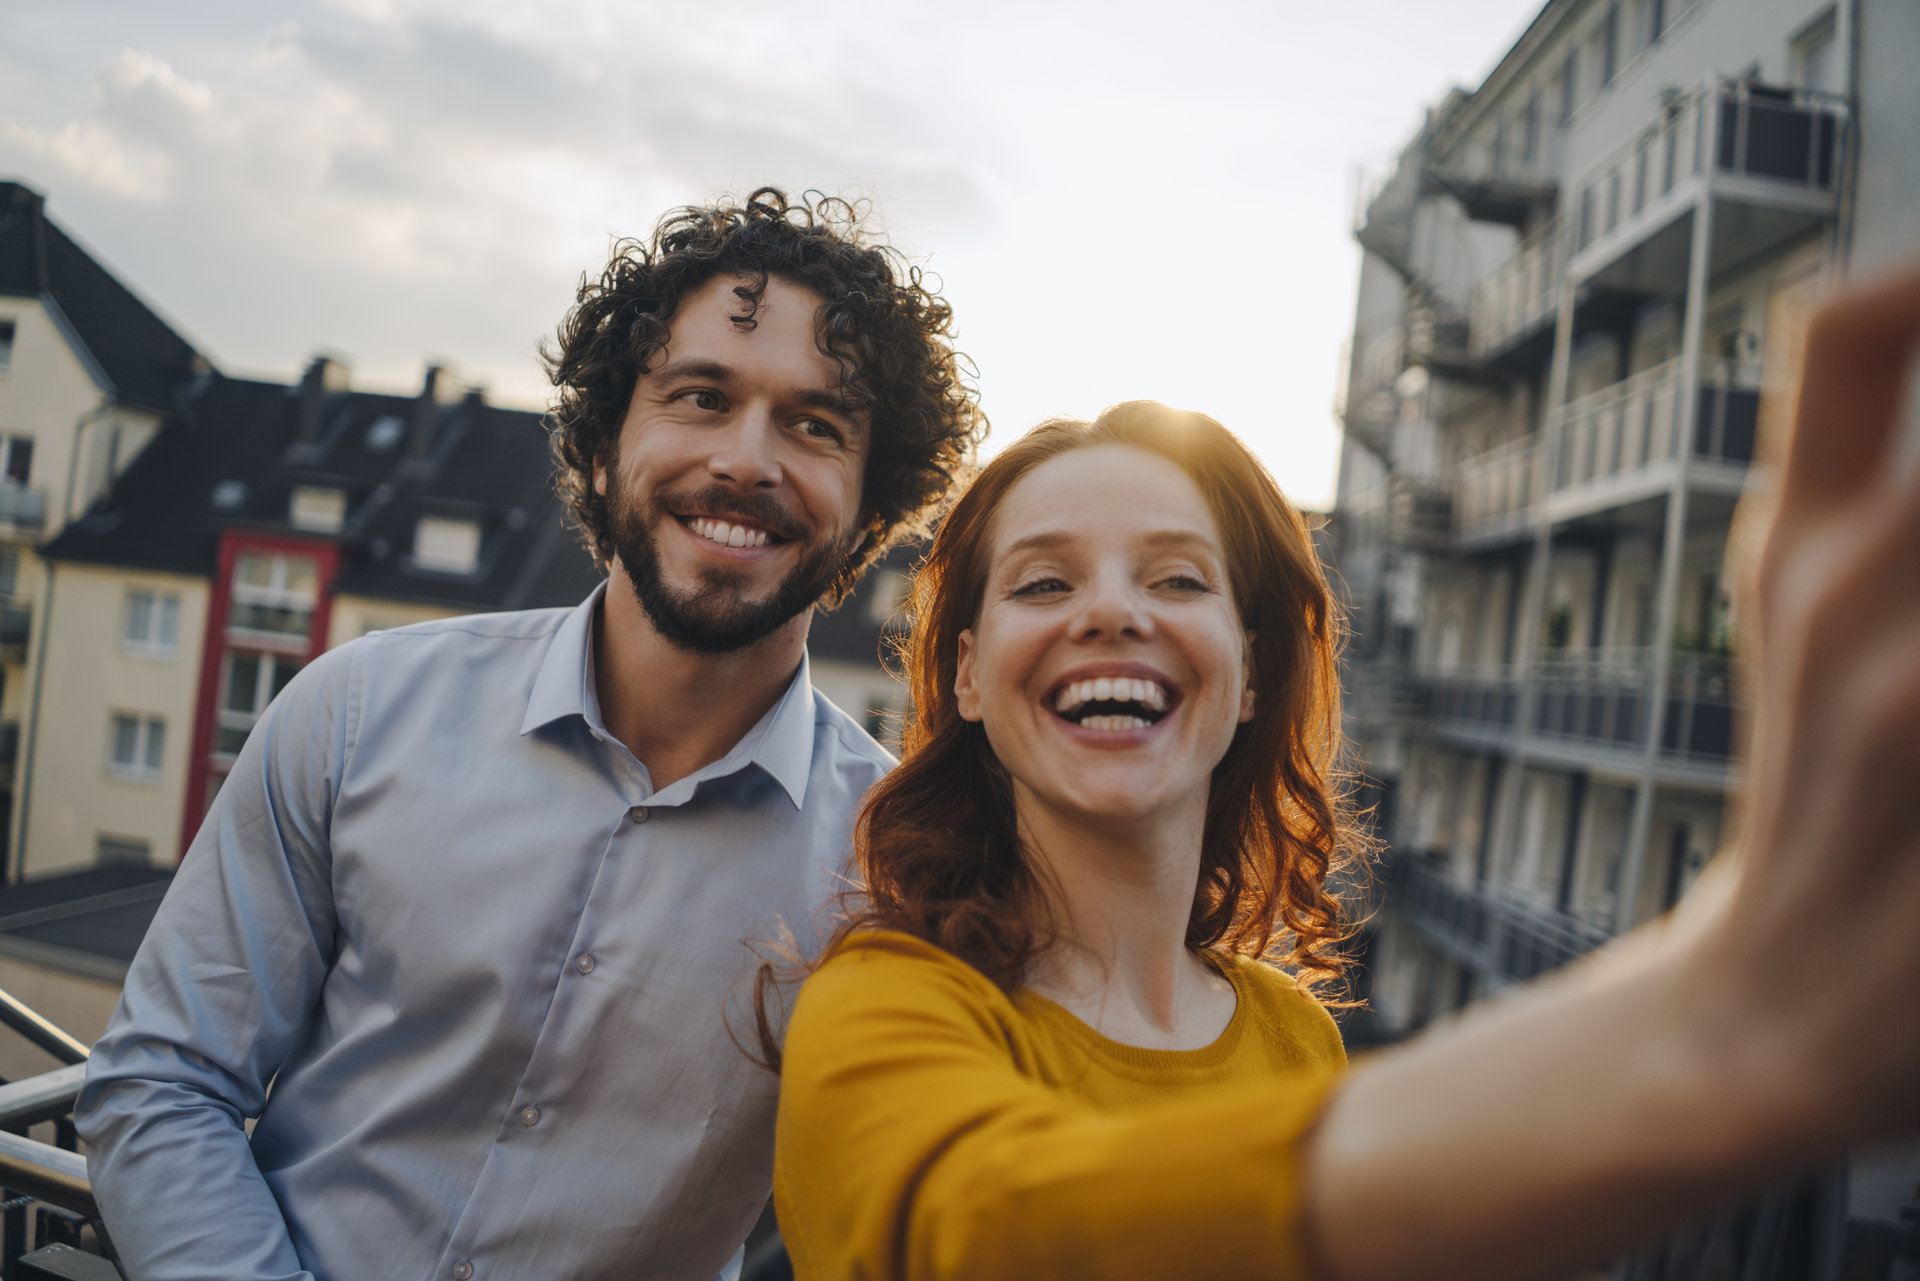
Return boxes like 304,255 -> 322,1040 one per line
1302,264 -> 1920,1281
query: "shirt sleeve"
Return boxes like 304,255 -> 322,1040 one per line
73,639 -> 362,1281
772,933 -> 1343,1281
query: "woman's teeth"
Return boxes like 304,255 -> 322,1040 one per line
689,517 -> 770,548
1052,677 -> 1170,726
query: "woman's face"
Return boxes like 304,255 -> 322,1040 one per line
955,444 -> 1254,830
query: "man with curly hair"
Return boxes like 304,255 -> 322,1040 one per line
77,189 -> 984,1281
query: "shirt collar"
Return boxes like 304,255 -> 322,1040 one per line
520,580 -> 817,811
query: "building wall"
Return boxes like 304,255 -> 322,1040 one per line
327,593 -> 466,649
20,563 -> 208,875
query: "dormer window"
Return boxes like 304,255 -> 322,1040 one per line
414,516 -> 480,575
290,486 -> 346,533
0,319 -> 14,374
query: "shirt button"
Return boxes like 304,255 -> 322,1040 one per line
576,954 -> 595,974
453,1263 -> 473,1280
519,1106 -> 540,1127
629,805 -> 649,823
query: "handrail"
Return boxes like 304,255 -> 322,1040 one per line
0,1064 -> 86,1132
0,988 -> 89,1066
0,1128 -> 95,1218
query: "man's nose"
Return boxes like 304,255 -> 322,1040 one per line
706,405 -> 783,488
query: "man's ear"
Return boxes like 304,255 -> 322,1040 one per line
593,454 -> 608,497
1240,630 -> 1257,723
955,630 -> 983,723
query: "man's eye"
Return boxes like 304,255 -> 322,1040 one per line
680,390 -> 722,411
799,418 -> 842,443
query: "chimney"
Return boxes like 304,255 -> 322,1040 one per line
410,363 -> 453,459
297,356 -> 348,444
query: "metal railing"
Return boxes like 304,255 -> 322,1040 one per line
0,485 -> 47,531
0,988 -> 119,1275
1452,435 -> 1539,538
1572,77 -> 1848,257
1552,358 -> 1762,493
1394,854 -> 1611,985
1417,649 -> 1737,765
1470,215 -> 1568,359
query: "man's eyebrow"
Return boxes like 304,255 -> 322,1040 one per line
646,359 -> 737,386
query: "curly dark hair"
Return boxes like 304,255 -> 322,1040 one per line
543,187 -> 986,603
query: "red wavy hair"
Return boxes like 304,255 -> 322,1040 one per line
832,400 -> 1365,990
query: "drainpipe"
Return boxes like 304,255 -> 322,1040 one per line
14,401 -> 111,881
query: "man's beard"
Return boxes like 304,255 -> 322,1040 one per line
608,480 -> 854,655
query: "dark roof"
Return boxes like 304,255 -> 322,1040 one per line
0,181 -> 203,412
44,371 -> 606,612
0,864 -> 174,981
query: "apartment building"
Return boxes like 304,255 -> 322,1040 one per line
0,182 -> 205,878
1333,0 -> 1917,1031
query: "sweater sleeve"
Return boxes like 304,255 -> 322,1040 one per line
773,932 -> 1343,1281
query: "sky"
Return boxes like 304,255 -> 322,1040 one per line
0,0 -> 1545,509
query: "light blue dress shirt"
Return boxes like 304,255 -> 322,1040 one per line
76,585 -> 893,1281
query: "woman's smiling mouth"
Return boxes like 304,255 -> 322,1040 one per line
1051,676 -> 1173,731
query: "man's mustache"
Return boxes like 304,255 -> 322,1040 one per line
651,484 -> 811,543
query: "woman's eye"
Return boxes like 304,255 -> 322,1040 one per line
1010,577 -> 1070,598
1157,574 -> 1212,593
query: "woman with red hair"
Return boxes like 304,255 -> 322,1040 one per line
769,269 -> 1920,1281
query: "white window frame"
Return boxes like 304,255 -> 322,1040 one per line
107,712 -> 165,781
214,650 -> 303,759
123,587 -> 182,656
229,552 -> 319,640
290,486 -> 347,534
413,516 -> 482,575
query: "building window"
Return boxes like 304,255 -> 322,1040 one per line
0,547 -> 16,600
865,569 -> 911,625
5,437 -> 31,486
1601,2 -> 1619,84
0,320 -> 13,374
290,486 -> 347,534
97,834 -> 152,865
124,588 -> 181,654
109,713 -> 165,779
230,552 -> 319,638
1792,9 -> 1839,93
413,516 -> 481,575
216,651 -> 302,756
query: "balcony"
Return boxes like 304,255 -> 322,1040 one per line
0,602 -> 28,663
1547,357 -> 1760,520
1419,649 -> 1736,775
1452,435 -> 1538,549
1426,119 -> 1562,228
0,484 -> 46,532
1469,215 -> 1568,363
1393,854 -> 1609,985
1570,77 -> 1848,284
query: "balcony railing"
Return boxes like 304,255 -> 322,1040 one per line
0,988 -> 117,1276
1572,77 -> 1848,257
1470,215 -> 1568,360
1552,357 -> 1762,494
0,484 -> 46,531
1395,854 -> 1610,984
1452,435 -> 1538,539
1418,649 -> 1736,765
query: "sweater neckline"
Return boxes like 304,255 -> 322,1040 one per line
1012,952 -> 1250,1073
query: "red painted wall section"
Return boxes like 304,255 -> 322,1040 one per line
179,530 -> 339,860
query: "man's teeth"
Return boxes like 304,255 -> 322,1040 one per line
1052,678 -> 1170,716
689,518 -> 770,549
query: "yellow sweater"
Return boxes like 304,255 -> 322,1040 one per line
773,930 -> 1348,1281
